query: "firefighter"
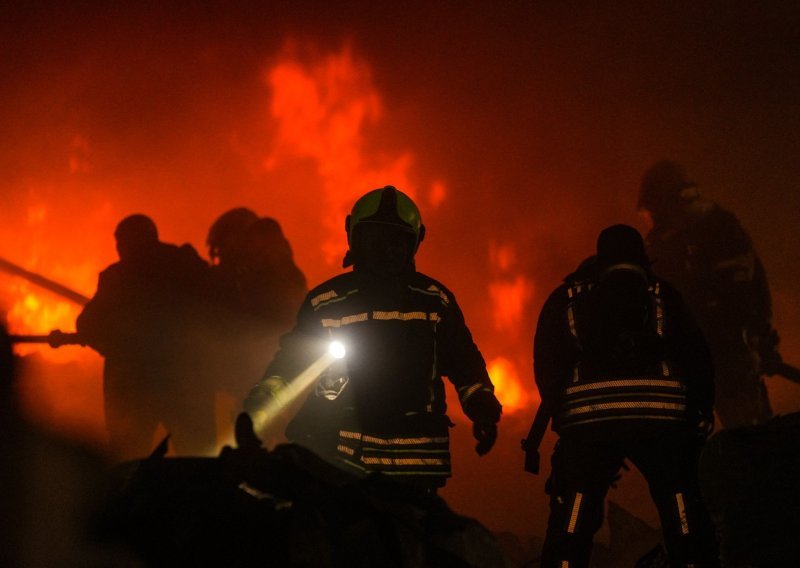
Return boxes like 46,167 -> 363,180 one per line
638,160 -> 776,428
244,185 -> 501,489
77,214 -> 216,460
532,224 -> 719,567
206,207 -> 259,312
238,216 -> 307,329
205,209 -> 308,447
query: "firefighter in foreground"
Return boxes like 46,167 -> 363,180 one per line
531,225 -> 718,567
244,185 -> 502,489
77,214 -> 215,460
638,160 -> 778,428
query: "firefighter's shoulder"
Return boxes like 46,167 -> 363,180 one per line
408,272 -> 453,307
307,272 -> 358,310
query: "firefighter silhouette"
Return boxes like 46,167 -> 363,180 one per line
244,186 -> 501,489
532,225 -> 719,567
639,160 -> 776,428
205,209 -> 307,447
77,214 -> 216,460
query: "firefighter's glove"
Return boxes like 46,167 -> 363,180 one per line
473,421 -> 498,456
243,376 -> 287,417
463,390 -> 502,423
462,390 -> 502,456
696,412 -> 715,438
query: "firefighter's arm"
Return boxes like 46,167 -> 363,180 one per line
533,287 -> 573,404
666,284 -> 715,430
75,269 -> 122,355
438,290 -> 502,455
242,296 -> 322,417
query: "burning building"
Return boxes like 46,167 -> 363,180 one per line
2,1 -> 800,556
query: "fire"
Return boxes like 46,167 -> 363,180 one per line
1,199 -> 105,363
487,242 -> 534,334
264,42 -> 444,266
487,356 -> 529,413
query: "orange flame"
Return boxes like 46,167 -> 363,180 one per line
265,42 -> 444,265
3,200 -> 105,363
487,242 -> 534,334
487,356 -> 529,413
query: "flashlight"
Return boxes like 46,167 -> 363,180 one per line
329,340 -> 346,359
243,340 -> 348,442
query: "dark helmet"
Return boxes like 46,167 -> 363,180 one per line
596,224 -> 651,271
247,217 -> 293,260
114,214 -> 158,244
638,160 -> 697,213
113,215 -> 159,262
207,207 -> 258,264
345,186 -> 425,247
343,186 -> 425,270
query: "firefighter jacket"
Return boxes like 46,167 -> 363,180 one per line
645,201 -> 772,334
263,269 -> 498,483
533,269 -> 714,433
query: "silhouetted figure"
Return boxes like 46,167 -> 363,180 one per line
244,186 -> 501,490
532,225 -> 719,567
206,206 -> 259,312
239,217 -> 307,327
638,160 -> 776,428
77,214 -> 215,460
205,209 -> 307,435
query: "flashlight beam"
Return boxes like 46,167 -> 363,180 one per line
250,351 -> 337,435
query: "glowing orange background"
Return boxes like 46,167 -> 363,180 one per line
3,2 -> 799,542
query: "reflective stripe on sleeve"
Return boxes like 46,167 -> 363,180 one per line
458,383 -> 486,405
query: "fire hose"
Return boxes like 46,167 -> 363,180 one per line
8,330 -> 84,348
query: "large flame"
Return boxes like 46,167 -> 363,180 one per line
265,42 -> 435,265
3,202 -> 103,363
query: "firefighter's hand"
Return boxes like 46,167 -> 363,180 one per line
697,414 -> 715,438
243,376 -> 285,417
473,421 -> 498,456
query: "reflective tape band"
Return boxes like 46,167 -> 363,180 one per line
372,310 -> 428,321
459,383 -> 484,404
675,492 -> 690,535
567,305 -> 578,337
558,414 -> 688,429
321,312 -> 369,328
361,456 -> 448,467
310,289 -> 338,307
407,285 -> 449,305
339,430 -> 362,441
563,401 -> 687,417
567,492 -> 583,534
336,444 -> 355,456
561,392 -> 688,407
361,434 -> 449,446
565,378 -> 684,395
